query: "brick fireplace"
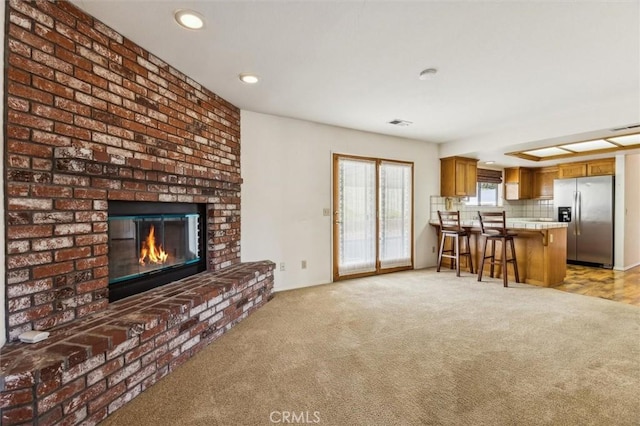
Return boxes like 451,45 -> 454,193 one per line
1,1 -> 275,424
4,0 -> 244,340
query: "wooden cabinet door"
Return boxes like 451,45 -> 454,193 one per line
532,168 -> 558,199
587,159 -> 615,176
504,168 -> 518,183
454,160 -> 468,196
465,160 -> 477,196
440,158 -> 455,197
503,167 -> 532,200
440,157 -> 477,197
519,168 -> 532,199
558,163 -> 587,178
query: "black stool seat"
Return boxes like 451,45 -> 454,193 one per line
477,211 -> 520,287
436,211 -> 474,277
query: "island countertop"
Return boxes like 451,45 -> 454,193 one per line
429,217 -> 568,231
430,218 -> 567,286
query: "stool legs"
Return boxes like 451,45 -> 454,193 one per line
436,232 -> 446,272
465,233 -> 474,274
437,232 -> 473,276
455,234 -> 460,276
509,238 -> 520,284
478,236 -> 519,287
501,237 -> 508,287
489,240 -> 496,278
477,236 -> 488,282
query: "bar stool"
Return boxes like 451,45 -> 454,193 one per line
477,211 -> 520,287
436,210 -> 474,277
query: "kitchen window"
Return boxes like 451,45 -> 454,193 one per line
466,169 -> 503,206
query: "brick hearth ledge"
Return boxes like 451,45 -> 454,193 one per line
0,261 -> 275,425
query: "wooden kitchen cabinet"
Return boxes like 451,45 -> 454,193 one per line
587,158 -> 615,176
558,158 -> 615,178
558,162 -> 587,178
504,167 -> 532,200
532,167 -> 558,199
440,156 -> 478,197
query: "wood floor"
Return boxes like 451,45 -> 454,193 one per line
551,264 -> 640,306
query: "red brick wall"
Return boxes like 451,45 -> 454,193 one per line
0,262 -> 275,425
4,0 -> 242,341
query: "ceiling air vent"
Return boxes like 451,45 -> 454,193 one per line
611,123 -> 640,131
388,119 -> 413,127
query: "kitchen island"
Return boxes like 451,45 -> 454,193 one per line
431,218 -> 568,287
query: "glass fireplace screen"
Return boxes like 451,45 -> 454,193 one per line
108,214 -> 201,284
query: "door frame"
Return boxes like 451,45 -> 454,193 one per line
332,153 -> 414,281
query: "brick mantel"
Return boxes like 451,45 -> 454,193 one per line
4,0 -> 242,340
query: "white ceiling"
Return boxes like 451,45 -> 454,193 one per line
71,0 -> 639,167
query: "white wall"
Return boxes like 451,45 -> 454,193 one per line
241,111 -> 440,291
614,153 -> 640,271
624,154 -> 640,269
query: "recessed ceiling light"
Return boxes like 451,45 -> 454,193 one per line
484,161 -> 495,165
239,73 -> 260,84
418,68 -> 438,80
174,10 -> 204,30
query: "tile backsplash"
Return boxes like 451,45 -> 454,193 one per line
430,196 -> 554,222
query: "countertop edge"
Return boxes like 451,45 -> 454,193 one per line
429,220 -> 568,230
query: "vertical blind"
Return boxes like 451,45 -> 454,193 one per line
379,161 -> 412,269
336,156 -> 413,277
337,157 -> 377,275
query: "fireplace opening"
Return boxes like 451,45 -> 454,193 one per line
108,201 -> 207,302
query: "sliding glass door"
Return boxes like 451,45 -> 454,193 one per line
332,154 -> 413,280
379,160 -> 413,270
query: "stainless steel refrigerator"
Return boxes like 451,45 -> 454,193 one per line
553,175 -> 614,268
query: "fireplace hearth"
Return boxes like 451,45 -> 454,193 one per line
108,201 -> 206,301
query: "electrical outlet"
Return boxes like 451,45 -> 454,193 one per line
280,262 -> 285,271
323,208 -> 331,216
301,260 -> 307,269
432,246 -> 436,253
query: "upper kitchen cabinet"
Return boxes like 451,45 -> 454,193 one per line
532,167 -> 558,200
440,156 -> 478,197
558,162 -> 587,178
504,167 -> 532,200
587,158 -> 615,176
558,158 -> 615,178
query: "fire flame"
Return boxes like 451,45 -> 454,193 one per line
139,225 -> 168,265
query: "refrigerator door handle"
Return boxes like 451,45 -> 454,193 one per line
576,191 -> 581,236
571,191 -> 579,235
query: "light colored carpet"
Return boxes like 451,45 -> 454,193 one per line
101,269 -> 640,426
